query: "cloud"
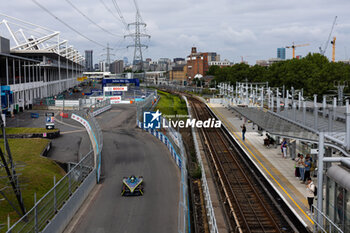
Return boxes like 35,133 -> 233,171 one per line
0,0 -> 350,64
220,27 -> 257,44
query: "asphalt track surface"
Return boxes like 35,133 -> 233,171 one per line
70,105 -> 180,233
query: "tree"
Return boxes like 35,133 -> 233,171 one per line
207,65 -> 220,76
212,53 -> 350,97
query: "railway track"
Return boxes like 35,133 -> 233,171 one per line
188,96 -> 297,233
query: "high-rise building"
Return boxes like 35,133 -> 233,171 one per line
277,48 -> 286,60
207,52 -> 220,62
110,60 -> 124,74
85,50 -> 93,71
123,57 -> 128,65
99,61 -> 107,72
173,58 -> 185,63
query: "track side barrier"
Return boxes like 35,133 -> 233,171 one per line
91,105 -> 111,117
136,91 -> 189,233
136,120 -> 189,233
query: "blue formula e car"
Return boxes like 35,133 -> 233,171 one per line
121,175 -> 144,196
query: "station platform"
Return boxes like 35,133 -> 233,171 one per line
207,102 -> 316,230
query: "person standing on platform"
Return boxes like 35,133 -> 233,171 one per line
241,124 -> 246,141
306,177 -> 316,214
299,154 -> 305,181
281,139 -> 287,159
295,153 -> 301,178
303,155 -> 312,184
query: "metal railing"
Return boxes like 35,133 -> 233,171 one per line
136,91 -> 157,123
80,98 -> 110,113
7,151 -> 94,233
145,83 -> 205,94
312,205 -> 343,233
6,106 -> 104,233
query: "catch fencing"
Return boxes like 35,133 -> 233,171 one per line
150,83 -> 204,94
6,151 -> 94,233
136,93 -> 189,233
6,103 -> 106,233
136,90 -> 158,123
71,109 -> 104,183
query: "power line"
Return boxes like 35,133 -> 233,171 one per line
65,0 -> 122,38
32,0 -> 105,48
111,0 -> 128,29
99,0 -> 123,24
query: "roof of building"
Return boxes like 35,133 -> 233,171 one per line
172,65 -> 185,71
11,50 -> 83,65
0,52 -> 40,63
327,165 -> 350,191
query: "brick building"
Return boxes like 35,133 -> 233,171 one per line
185,47 -> 209,81
169,65 -> 186,84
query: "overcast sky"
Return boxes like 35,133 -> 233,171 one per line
1,0 -> 350,65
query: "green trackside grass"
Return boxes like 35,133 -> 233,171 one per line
5,127 -> 59,135
0,138 -> 65,230
155,90 -> 188,120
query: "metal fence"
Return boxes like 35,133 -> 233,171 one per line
148,83 -> 204,94
6,103 -> 105,233
312,205 -> 343,233
7,150 -> 94,233
119,87 -> 156,99
136,91 -> 157,123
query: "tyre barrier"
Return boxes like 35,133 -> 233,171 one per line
6,130 -> 60,139
41,141 -> 52,157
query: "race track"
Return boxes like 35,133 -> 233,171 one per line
69,105 -> 180,233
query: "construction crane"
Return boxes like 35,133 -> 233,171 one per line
331,37 -> 336,62
286,43 -> 310,59
319,16 -> 337,55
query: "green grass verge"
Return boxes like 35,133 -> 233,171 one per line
0,138 -> 65,230
155,90 -> 188,119
5,127 -> 59,135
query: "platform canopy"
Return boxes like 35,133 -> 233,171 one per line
230,106 -> 350,155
